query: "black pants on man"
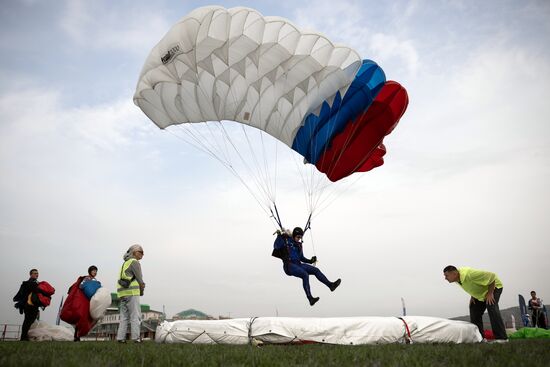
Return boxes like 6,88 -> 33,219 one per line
20,305 -> 39,341
532,310 -> 547,329
469,287 -> 507,340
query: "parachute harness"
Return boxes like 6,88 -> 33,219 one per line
302,214 -> 317,257
270,203 -> 284,231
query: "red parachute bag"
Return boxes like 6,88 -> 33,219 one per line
60,276 -> 94,337
30,281 -> 56,308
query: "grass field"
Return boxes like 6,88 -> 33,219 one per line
1,340 -> 549,367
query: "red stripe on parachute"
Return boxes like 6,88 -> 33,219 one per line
315,81 -> 408,182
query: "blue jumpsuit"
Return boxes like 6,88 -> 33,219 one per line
273,234 -> 332,300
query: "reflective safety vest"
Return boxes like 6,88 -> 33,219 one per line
117,259 -> 141,298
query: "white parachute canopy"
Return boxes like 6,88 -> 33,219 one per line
155,316 -> 483,345
134,6 -> 361,147
133,6 -> 365,225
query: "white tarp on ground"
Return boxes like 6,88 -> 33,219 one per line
156,316 -> 482,345
28,321 -> 74,341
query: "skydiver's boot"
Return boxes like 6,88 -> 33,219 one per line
329,279 -> 341,292
309,296 -> 320,306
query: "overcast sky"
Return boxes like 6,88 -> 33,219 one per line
1,0 -> 549,327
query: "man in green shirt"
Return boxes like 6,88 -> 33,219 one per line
443,265 -> 508,342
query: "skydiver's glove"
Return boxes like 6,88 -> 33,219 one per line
309,256 -> 317,264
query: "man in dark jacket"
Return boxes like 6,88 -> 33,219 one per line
273,227 -> 341,306
13,269 -> 40,341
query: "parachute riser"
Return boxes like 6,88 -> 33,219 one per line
303,213 -> 312,235
270,204 -> 284,231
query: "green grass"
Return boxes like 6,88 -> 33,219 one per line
1,340 -> 549,367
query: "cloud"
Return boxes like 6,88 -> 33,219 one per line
387,37 -> 550,184
444,44 -> 550,147
452,45 -> 550,108
370,33 -> 419,75
59,0 -> 170,54
0,82 -> 169,239
292,0 -> 420,77
68,101 -> 149,151
0,85 -> 150,154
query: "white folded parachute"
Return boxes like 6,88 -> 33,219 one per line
155,316 -> 482,345
28,321 -> 74,342
89,287 -> 111,320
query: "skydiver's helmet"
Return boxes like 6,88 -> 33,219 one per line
292,227 -> 304,238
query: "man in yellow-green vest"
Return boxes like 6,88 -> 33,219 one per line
116,244 -> 145,343
443,265 -> 508,343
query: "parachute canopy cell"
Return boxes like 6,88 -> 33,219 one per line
134,6 -> 408,182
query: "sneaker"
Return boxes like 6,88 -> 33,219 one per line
329,279 -> 341,292
117,340 -> 126,344
133,339 -> 142,343
490,339 -> 509,344
309,297 -> 320,306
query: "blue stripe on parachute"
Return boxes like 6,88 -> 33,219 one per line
291,60 -> 386,164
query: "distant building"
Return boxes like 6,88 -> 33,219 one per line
172,309 -> 231,320
87,293 -> 164,340
172,309 -> 214,320
87,297 -> 231,340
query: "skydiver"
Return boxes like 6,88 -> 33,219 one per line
272,227 -> 341,306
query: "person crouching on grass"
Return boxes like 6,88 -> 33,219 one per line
443,265 -> 508,343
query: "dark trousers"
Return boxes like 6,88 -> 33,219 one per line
20,305 -> 39,341
532,310 -> 547,328
469,287 -> 507,340
284,262 -> 332,299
